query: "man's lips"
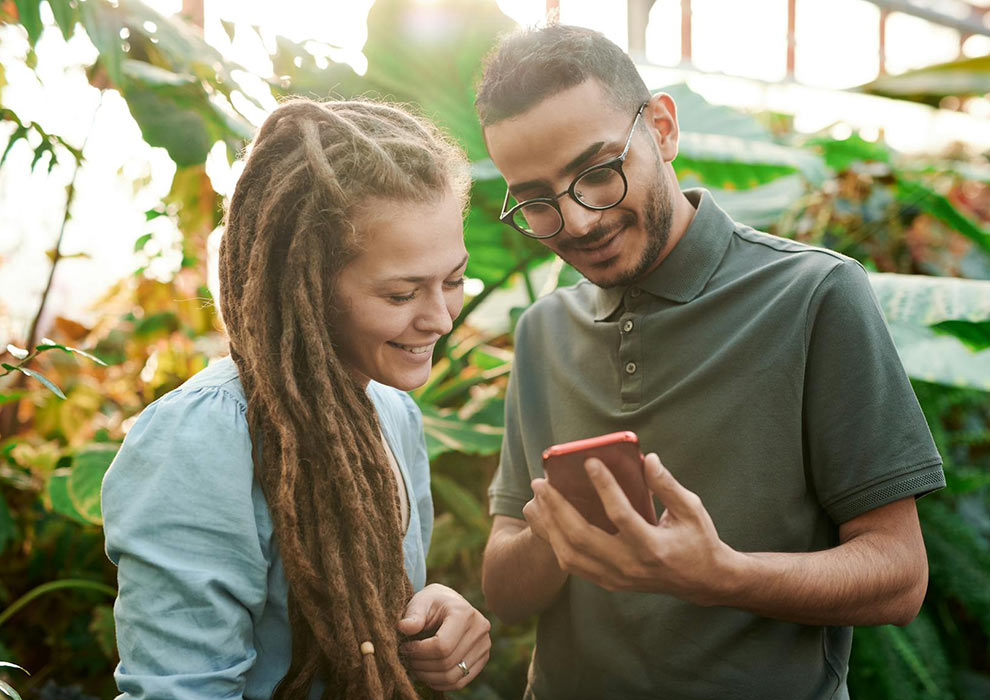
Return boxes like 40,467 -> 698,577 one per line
565,226 -> 625,264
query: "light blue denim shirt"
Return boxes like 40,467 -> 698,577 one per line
101,356 -> 433,700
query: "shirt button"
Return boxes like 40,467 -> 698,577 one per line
625,362 -> 637,375
622,320 -> 634,333
629,288 -> 642,298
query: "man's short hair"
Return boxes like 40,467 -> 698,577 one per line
475,24 -> 651,127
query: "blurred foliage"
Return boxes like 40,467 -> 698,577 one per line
858,54 -> 990,107
1,1 -> 989,699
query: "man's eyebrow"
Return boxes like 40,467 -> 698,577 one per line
381,253 -> 470,284
507,140 -> 608,196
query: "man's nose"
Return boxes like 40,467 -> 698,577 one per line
558,195 -> 602,238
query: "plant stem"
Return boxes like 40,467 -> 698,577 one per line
0,579 -> 116,630
0,96 -> 101,437
435,250 -> 544,359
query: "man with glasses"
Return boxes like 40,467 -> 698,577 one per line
476,24 -> 944,700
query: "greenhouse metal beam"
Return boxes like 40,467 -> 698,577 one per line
865,0 -> 990,37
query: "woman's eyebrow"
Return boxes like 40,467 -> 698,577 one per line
381,253 -> 470,284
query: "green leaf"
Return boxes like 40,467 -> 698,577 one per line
220,18 -> 235,42
13,0 -> 43,47
0,663 -> 27,674
78,0 -> 124,86
430,473 -> 487,530
806,133 -> 891,173
47,469 -> 90,525
122,81 -> 214,167
90,605 -> 117,659
930,320 -> 990,352
895,178 -> 990,255
887,321 -> 990,391
0,679 -> 23,700
0,494 -> 17,555
658,83 -> 826,188
418,404 -> 503,460
68,446 -> 117,525
870,272 -> 990,326
14,367 -> 66,399
675,134 -> 826,189
1,125 -> 28,169
0,393 -> 25,406
133,311 -> 180,338
857,54 -> 990,106
47,0 -> 77,41
702,174 -> 808,229
64,345 -> 108,367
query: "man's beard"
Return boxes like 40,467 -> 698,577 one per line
567,171 -> 672,289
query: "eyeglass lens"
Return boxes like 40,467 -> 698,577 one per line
512,165 -> 626,237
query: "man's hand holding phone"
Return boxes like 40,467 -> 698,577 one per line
525,444 -> 738,605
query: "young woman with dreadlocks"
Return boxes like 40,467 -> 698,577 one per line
101,98 -> 492,699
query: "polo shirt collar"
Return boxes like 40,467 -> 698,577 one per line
593,188 -> 734,320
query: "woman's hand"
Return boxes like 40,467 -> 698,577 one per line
398,583 -> 492,691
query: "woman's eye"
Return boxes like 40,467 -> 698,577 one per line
388,292 -> 416,303
444,277 -> 465,289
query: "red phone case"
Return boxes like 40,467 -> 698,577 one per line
541,431 -> 657,534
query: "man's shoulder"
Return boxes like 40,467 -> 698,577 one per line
730,224 -> 849,271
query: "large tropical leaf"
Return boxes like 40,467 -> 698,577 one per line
418,404 -> 503,460
360,0 -> 515,162
76,0 -> 254,165
857,55 -> 990,107
659,83 -> 827,188
870,272 -> 990,390
68,446 -> 117,525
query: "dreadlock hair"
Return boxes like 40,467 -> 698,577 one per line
475,23 -> 650,127
218,97 -> 469,699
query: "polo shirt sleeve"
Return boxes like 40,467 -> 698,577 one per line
803,259 -> 944,524
488,311 -> 536,520
102,385 -> 268,699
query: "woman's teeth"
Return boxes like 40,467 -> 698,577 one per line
389,342 -> 433,354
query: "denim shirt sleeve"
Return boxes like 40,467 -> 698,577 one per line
399,391 -> 433,557
102,384 -> 267,700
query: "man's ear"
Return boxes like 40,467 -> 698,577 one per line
645,93 -> 679,163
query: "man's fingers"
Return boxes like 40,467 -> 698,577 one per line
583,457 -> 654,539
643,453 -> 702,520
532,480 -> 617,572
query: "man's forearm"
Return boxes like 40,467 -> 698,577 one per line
482,521 -> 568,625
714,509 -> 928,627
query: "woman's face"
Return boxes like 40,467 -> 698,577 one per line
335,189 -> 468,391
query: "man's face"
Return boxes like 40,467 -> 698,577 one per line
484,80 -> 673,288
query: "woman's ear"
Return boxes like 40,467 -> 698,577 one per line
645,93 -> 679,163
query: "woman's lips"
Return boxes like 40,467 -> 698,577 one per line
387,341 -> 435,357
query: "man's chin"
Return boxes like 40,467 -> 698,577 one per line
573,256 -> 638,289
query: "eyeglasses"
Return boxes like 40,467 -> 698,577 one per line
499,102 -> 648,240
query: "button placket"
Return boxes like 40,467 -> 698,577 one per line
618,303 -> 642,410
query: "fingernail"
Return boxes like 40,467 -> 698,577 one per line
585,459 -> 601,476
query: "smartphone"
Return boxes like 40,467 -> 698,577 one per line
541,431 -> 657,535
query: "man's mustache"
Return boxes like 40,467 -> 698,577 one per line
555,212 -> 635,253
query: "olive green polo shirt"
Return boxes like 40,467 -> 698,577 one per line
489,189 -> 944,700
